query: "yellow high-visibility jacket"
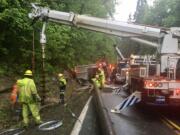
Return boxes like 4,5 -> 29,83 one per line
92,78 -> 101,88
17,78 -> 39,103
98,69 -> 105,83
59,77 -> 67,86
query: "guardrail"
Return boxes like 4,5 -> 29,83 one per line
93,84 -> 116,135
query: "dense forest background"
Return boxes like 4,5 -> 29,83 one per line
0,0 -> 180,76
0,0 -> 117,76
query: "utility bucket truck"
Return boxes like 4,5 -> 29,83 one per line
111,45 -> 129,84
29,3 -> 180,106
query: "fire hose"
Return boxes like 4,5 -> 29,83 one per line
0,128 -> 25,135
38,120 -> 63,131
65,105 -> 81,123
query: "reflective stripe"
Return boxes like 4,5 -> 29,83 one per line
111,91 -> 141,113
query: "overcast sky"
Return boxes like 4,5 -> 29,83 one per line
114,0 -> 155,22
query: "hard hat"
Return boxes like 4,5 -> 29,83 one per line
58,73 -> 63,77
24,70 -> 32,76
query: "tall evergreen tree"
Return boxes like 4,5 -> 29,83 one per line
134,0 -> 148,23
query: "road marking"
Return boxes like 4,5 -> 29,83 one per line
161,119 -> 173,129
70,96 -> 92,135
163,116 -> 180,130
161,116 -> 180,135
111,91 -> 141,113
161,119 -> 180,135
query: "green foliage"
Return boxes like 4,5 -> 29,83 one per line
140,0 -> 180,27
134,0 -> 148,23
0,0 -> 117,76
0,66 -> 6,76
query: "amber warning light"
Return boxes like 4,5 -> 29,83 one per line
144,81 -> 163,88
175,89 -> 180,96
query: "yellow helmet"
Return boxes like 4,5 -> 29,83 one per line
24,70 -> 32,76
58,73 -> 63,77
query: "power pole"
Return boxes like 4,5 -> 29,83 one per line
40,22 -> 47,105
32,30 -> 35,73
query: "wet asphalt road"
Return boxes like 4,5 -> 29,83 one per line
101,86 -> 180,135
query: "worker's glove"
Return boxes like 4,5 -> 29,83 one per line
36,95 -> 41,102
32,94 -> 41,102
32,94 -> 37,102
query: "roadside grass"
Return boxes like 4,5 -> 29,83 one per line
0,77 -> 90,135
0,94 -> 12,129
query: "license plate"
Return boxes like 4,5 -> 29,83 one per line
156,96 -> 165,103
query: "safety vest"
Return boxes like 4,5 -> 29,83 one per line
92,78 -> 100,88
59,76 -> 67,86
98,69 -> 105,82
17,78 -> 38,103
10,84 -> 18,104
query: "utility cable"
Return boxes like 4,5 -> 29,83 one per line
38,120 -> 63,131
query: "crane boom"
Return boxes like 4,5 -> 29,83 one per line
130,37 -> 158,47
29,4 -> 162,38
114,46 -> 125,60
29,3 -> 180,72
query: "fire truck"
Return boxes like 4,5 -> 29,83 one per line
29,4 -> 180,106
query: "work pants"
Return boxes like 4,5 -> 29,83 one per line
59,86 -> 66,104
99,78 -> 105,88
22,103 -> 41,126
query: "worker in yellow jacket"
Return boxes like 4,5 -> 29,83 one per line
17,70 -> 42,127
97,67 -> 105,88
58,73 -> 67,104
91,75 -> 101,88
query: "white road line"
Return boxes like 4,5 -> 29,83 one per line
70,96 -> 92,135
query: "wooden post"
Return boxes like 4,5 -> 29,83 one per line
32,30 -> 35,73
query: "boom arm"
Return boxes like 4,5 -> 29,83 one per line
114,46 -> 125,60
29,4 -> 180,73
29,4 -> 163,38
